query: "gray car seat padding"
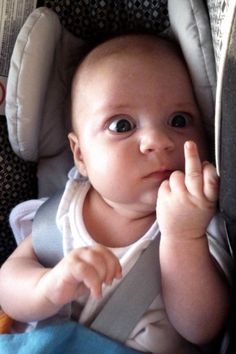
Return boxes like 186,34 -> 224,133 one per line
6,8 -> 84,161
5,1 -> 216,197
207,4 -> 236,353
5,8 -> 83,196
169,0 -> 216,138
211,1 -> 236,223
212,0 -> 236,174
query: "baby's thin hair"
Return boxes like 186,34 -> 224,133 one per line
75,33 -> 183,75
71,33 -> 184,97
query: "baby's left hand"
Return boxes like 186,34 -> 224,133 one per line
156,141 -> 219,240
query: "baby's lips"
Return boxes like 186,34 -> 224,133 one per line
144,170 -> 173,182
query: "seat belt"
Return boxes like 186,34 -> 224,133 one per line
32,191 -> 64,268
90,237 -> 160,342
32,192 -> 161,343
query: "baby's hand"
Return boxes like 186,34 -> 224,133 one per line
156,141 -> 219,239
39,245 -> 122,308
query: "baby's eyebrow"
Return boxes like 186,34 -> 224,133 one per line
172,102 -> 199,112
94,102 -> 131,114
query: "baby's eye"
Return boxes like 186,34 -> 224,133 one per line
168,113 -> 191,128
108,116 -> 136,133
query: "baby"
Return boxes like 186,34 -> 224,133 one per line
0,34 -> 231,353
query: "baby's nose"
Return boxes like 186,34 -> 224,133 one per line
139,128 -> 175,154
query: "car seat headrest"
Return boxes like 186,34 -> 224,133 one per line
6,8 -> 85,161
169,0 -> 216,139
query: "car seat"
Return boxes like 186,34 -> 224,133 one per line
1,0 -> 235,353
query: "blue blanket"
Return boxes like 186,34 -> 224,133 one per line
0,321 -> 142,354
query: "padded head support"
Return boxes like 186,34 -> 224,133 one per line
169,0 -> 216,136
5,1 -> 216,196
6,8 -> 84,161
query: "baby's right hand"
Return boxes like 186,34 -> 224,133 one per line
39,245 -> 122,308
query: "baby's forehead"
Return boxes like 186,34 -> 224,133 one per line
75,35 -> 182,81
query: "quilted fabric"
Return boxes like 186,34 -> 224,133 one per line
0,117 -> 37,265
43,0 -> 170,39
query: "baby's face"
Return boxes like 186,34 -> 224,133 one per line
71,39 -> 208,215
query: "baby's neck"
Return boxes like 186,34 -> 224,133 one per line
83,188 -> 156,248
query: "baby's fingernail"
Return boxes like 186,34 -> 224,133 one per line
105,278 -> 112,285
185,141 -> 196,150
185,141 -> 191,149
116,271 -> 122,279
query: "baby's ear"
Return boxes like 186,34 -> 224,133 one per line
68,132 -> 88,176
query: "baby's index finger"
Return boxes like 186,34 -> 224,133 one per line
184,141 -> 203,195
184,141 -> 202,173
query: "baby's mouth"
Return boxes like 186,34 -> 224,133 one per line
144,170 -> 173,182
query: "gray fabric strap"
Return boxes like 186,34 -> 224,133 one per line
90,236 -> 161,342
32,193 -> 160,342
32,191 -> 64,268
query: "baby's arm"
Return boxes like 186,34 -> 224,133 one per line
0,235 -> 122,322
157,141 -> 230,344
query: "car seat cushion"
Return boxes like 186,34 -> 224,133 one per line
6,7 -> 84,162
168,0 -> 216,138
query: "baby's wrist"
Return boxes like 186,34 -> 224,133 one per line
36,269 -> 64,310
159,232 -> 210,262
160,228 -> 207,242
